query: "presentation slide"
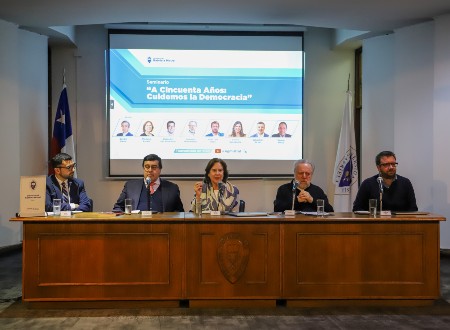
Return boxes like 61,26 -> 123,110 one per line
108,31 -> 304,177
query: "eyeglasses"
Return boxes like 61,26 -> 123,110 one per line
56,163 -> 77,170
379,162 -> 398,168
144,165 -> 160,170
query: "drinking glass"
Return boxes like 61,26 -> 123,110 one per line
124,198 -> 132,214
369,199 -> 377,217
317,199 -> 325,217
53,198 -> 61,216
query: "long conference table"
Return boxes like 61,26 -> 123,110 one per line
11,212 -> 445,308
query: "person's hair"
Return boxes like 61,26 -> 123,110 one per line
142,154 -> 162,169
51,153 -> 72,168
231,121 -> 245,137
211,120 -> 219,127
293,159 -> 315,174
279,121 -> 287,128
167,120 -> 175,128
189,120 -> 197,126
121,120 -> 130,126
257,121 -> 265,126
142,120 -> 154,132
375,151 -> 396,165
204,158 -> 229,184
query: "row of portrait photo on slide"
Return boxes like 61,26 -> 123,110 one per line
114,119 -> 294,138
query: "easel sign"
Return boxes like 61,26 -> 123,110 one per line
19,175 -> 46,217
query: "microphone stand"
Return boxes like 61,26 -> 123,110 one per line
291,181 -> 299,210
377,176 -> 383,214
379,190 -> 383,213
218,182 -> 224,213
146,177 -> 152,212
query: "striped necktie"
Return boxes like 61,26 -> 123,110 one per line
61,181 -> 70,204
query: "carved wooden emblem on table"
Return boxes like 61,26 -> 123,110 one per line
217,233 -> 249,283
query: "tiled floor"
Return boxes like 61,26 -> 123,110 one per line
1,248 -> 450,329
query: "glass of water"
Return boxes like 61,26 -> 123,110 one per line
317,199 -> 325,217
369,199 -> 377,217
124,198 -> 132,214
53,198 -> 61,216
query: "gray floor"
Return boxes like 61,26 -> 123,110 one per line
1,248 -> 450,329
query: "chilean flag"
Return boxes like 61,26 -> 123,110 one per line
49,85 -> 76,175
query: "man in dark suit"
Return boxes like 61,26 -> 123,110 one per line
116,120 -> 133,136
272,121 -> 292,137
45,153 -> 92,212
113,154 -> 184,212
250,121 -> 269,137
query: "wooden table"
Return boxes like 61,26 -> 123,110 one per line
11,212 -> 445,308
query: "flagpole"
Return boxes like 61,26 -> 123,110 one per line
333,76 -> 358,212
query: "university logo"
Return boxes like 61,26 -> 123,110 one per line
334,148 -> 358,194
217,233 -> 249,284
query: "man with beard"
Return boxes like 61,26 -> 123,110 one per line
45,153 -> 92,212
274,159 -> 333,213
353,151 -> 418,212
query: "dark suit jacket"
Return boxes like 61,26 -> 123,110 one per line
112,178 -> 184,212
117,132 -> 133,136
271,133 -> 292,137
46,175 -> 92,212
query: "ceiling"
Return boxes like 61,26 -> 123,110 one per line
1,0 -> 450,38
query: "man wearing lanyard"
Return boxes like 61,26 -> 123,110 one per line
45,152 -> 92,212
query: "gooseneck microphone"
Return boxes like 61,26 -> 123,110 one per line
377,176 -> 384,193
377,175 -> 383,213
146,176 -> 152,211
218,181 -> 225,211
291,180 -> 299,210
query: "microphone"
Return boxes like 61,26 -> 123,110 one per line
377,175 -> 383,193
202,178 -> 207,193
291,180 -> 299,210
218,181 -> 225,211
146,176 -> 152,211
377,175 -> 383,213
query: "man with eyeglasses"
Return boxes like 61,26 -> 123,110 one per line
45,152 -> 92,212
353,150 -> 418,212
274,159 -> 333,213
112,154 -> 184,213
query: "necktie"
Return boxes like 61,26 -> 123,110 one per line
61,182 -> 70,204
149,182 -> 156,195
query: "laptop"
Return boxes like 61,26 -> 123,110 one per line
227,212 -> 268,217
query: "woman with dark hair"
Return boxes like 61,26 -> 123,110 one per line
229,121 -> 246,137
140,120 -> 154,136
191,158 -> 239,213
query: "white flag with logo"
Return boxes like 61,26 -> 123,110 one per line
333,91 -> 358,212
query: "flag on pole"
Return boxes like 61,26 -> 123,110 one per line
49,84 -> 76,175
333,90 -> 358,212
